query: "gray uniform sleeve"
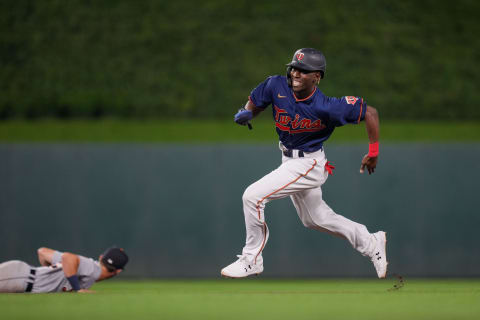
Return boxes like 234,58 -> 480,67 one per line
77,256 -> 102,289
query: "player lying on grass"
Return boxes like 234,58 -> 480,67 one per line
0,246 -> 128,293
222,48 -> 387,279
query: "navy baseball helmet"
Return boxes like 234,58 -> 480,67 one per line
286,48 -> 327,79
101,247 -> 129,271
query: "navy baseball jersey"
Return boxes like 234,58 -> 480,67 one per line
249,75 -> 366,152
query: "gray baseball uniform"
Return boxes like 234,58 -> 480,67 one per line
0,251 -> 101,293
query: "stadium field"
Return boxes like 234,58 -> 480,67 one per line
1,278 -> 478,320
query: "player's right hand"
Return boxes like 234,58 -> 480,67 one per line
360,154 -> 377,175
234,108 -> 253,126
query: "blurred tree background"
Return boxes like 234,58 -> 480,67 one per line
1,0 -> 479,120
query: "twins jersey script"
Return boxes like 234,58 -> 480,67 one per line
249,75 -> 366,152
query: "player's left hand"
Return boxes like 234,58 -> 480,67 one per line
234,108 -> 253,125
360,155 -> 377,174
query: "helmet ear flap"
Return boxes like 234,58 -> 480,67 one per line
286,66 -> 293,87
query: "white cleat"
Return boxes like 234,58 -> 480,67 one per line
370,231 -> 388,278
221,255 -> 264,278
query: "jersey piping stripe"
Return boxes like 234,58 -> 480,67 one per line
357,98 -> 364,124
293,87 -> 317,102
253,159 -> 318,263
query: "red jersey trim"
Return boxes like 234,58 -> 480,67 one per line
293,87 -> 317,102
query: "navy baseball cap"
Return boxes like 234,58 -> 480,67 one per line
101,247 -> 129,271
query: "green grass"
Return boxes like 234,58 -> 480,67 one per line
1,119 -> 480,142
0,279 -> 478,320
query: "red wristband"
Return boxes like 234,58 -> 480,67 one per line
368,141 -> 379,157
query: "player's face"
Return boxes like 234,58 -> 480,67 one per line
290,67 -> 320,94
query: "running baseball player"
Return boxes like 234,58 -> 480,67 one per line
0,246 -> 128,293
221,48 -> 387,278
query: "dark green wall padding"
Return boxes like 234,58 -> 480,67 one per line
1,143 -> 478,277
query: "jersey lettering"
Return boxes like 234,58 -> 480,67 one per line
291,114 -> 302,129
279,115 -> 291,125
274,105 -> 326,134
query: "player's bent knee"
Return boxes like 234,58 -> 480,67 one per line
301,220 -> 316,229
242,186 -> 260,206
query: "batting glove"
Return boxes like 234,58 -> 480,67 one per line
234,108 -> 253,125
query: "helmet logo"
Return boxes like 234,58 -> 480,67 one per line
296,53 -> 304,61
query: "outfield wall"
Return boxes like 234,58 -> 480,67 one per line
0,143 -> 478,277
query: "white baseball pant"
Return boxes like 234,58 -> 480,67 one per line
0,260 -> 32,293
241,146 -> 375,265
